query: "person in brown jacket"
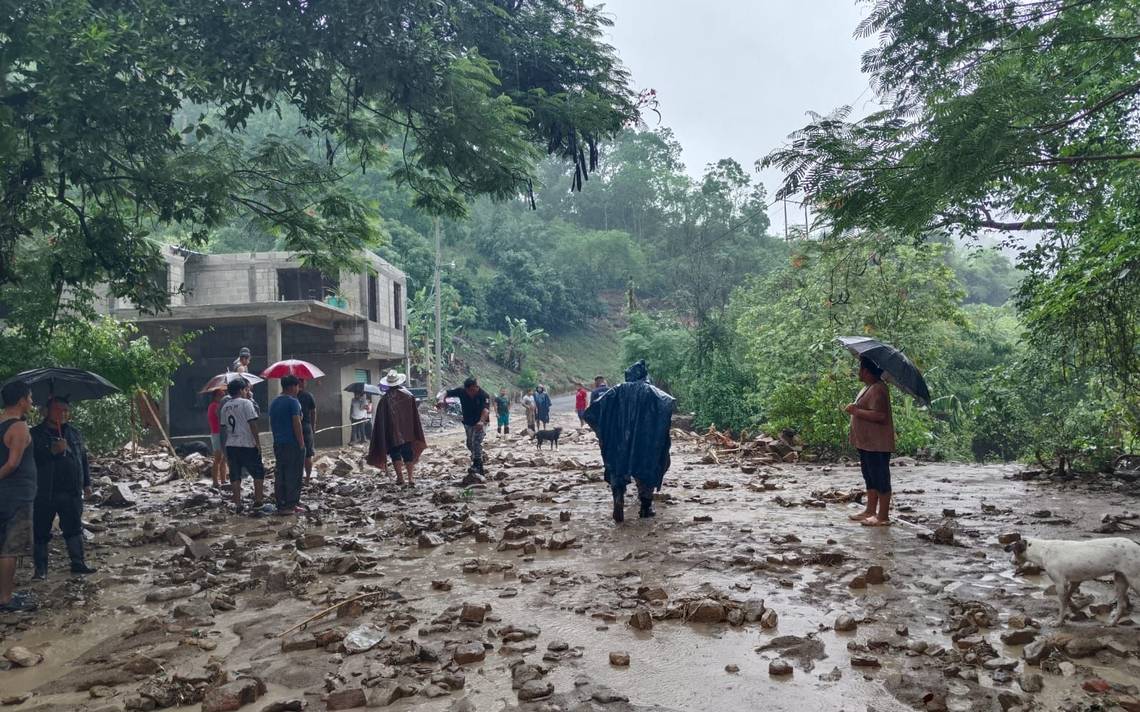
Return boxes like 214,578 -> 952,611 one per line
367,371 -> 427,486
845,357 -> 895,526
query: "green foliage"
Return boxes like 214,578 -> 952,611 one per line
972,350 -> 1125,472
763,0 -> 1140,450
1,0 -> 637,311
406,285 -> 477,384
489,318 -> 548,373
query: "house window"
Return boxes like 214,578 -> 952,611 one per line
367,275 -> 378,322
277,268 -> 337,302
354,368 -> 370,384
393,282 -> 403,329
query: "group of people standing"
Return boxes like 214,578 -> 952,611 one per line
204,347 -> 317,515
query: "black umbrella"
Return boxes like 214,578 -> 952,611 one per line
4,367 -> 121,404
836,337 -> 931,407
344,382 -> 383,396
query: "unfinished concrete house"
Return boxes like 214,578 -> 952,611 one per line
97,246 -> 408,448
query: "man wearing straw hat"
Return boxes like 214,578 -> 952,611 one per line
367,370 -> 427,486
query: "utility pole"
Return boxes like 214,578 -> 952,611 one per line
433,217 -> 443,396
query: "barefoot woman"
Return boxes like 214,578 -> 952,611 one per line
845,357 -> 895,526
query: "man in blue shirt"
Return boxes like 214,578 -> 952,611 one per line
269,375 -> 305,515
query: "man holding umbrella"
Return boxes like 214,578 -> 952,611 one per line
31,396 -> 96,577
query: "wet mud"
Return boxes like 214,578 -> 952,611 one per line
2,407 -> 1139,712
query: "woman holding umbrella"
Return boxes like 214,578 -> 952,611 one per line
845,357 -> 896,527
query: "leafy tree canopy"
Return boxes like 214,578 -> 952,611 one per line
1,0 -> 639,312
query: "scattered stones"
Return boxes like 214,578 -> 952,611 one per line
1019,673 -> 1044,693
517,679 -> 554,701
200,678 -> 266,712
325,688 -> 368,710
769,659 -> 793,676
609,651 -> 630,667
725,664 -> 739,673
760,609 -> 779,628
997,532 -> 1021,545
848,575 -> 867,589
104,483 -> 137,507
834,614 -> 857,632
1065,637 -> 1105,658
686,598 -> 726,623
460,603 -> 487,624
453,643 -> 486,665
1000,629 -> 1038,646
418,532 -> 445,548
865,565 -> 885,584
3,646 -> 42,668
629,608 -> 653,630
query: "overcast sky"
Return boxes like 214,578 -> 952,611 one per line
598,0 -> 878,230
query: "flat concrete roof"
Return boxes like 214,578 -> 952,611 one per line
116,300 -> 361,330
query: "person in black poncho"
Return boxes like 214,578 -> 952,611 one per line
583,360 -> 675,522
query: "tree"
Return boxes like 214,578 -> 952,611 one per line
1,0 -> 639,314
762,0 -> 1140,439
406,285 -> 477,384
489,317 -> 547,373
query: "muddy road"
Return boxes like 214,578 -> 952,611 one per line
2,406 -> 1139,712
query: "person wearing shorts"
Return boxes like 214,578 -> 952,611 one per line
0,379 -> 37,613
845,357 -> 896,527
220,378 -> 265,513
207,389 -> 228,487
494,388 -> 511,436
367,370 -> 427,486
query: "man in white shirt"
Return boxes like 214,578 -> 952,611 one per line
219,378 -> 265,513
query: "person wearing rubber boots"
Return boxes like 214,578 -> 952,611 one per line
583,360 -> 675,522
31,396 -> 96,578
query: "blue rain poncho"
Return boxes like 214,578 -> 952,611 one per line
583,360 -> 675,493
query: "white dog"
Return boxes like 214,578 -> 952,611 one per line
1007,536 -> 1140,625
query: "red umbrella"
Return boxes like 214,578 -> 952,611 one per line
261,359 -> 325,380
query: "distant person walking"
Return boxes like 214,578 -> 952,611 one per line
495,388 -> 511,435
845,357 -> 896,527
446,377 -> 491,475
220,378 -> 265,513
534,385 -> 552,430
575,383 -> 589,426
206,389 -> 228,487
367,371 -> 427,486
230,346 -> 252,373
269,375 -> 306,515
297,380 -> 317,483
0,380 -> 37,613
31,397 -> 96,577
522,389 -> 537,433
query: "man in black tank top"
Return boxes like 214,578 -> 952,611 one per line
0,380 -> 38,612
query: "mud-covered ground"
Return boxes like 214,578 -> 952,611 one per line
2,404 -> 1139,712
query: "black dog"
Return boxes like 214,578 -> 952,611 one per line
534,427 -> 563,450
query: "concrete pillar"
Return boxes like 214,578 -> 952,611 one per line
266,316 -> 282,399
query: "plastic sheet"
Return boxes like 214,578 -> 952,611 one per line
583,360 -> 676,493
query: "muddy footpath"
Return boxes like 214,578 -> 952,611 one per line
2,407 -> 1140,712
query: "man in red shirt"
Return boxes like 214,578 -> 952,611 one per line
206,389 -> 228,487
574,383 -> 589,426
